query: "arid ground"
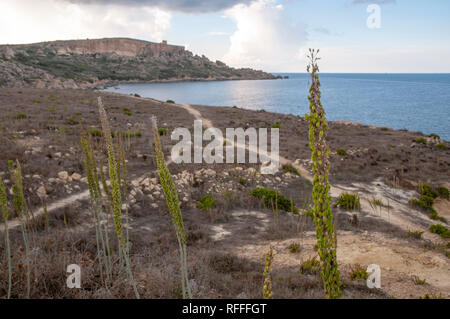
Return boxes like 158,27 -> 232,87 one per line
0,88 -> 449,299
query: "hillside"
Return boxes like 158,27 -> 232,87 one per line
0,38 -> 279,89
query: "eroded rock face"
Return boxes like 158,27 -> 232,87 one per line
0,38 -> 277,89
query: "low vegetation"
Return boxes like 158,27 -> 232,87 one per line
334,193 -> 360,210
429,224 -> 450,238
251,188 -> 298,213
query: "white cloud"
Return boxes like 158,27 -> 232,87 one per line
0,0 -> 171,44
207,31 -> 229,36
222,0 -> 307,72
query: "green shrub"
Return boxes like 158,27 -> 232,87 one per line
299,256 -> 320,274
419,184 -> 438,199
430,210 -> 447,223
65,117 -> 79,125
251,188 -> 298,213
272,121 -> 280,129
415,137 -> 427,144
288,243 -> 301,253
15,113 -> 27,120
166,100 -> 175,104
434,144 -> 447,150
123,108 -> 132,116
282,163 -> 301,176
407,230 -> 424,239
334,193 -> 360,210
437,186 -> 449,199
134,93 -> 141,98
429,133 -> 440,140
420,292 -> 443,299
32,99 -> 41,104
336,148 -> 347,156
87,129 -> 104,137
197,194 -> 216,210
349,264 -> 368,281
239,178 -> 247,186
158,128 -> 168,136
412,275 -> 426,285
429,224 -> 450,238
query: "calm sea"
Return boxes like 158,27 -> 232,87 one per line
104,73 -> 450,140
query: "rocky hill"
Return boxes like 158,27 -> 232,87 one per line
0,38 -> 279,89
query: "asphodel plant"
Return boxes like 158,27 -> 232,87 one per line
151,115 -> 192,299
97,97 -> 140,298
305,49 -> 342,299
0,176 -> 12,299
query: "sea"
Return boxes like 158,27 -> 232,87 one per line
103,73 -> 450,141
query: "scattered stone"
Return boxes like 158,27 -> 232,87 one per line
57,171 -> 69,181
71,173 -> 81,181
37,186 -> 46,198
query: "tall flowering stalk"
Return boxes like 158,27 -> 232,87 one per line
81,134 -> 112,286
0,177 -> 12,299
263,245 -> 274,299
151,116 -> 192,299
97,97 -> 140,298
8,160 -> 31,298
305,49 -> 341,299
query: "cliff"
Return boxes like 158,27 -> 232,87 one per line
0,38 -> 278,89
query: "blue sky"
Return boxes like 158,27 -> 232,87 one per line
1,0 -> 450,72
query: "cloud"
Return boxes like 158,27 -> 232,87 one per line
223,0 -> 307,71
0,0 -> 171,44
351,0 -> 395,4
63,0 -> 253,13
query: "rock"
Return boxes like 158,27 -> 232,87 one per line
32,175 -> 40,179
36,186 -> 46,198
80,177 -> 88,183
71,173 -> 81,181
131,180 -> 140,188
54,152 -> 62,158
151,203 -> 158,209
57,171 -> 69,181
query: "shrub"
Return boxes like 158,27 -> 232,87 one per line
407,230 -> 424,239
437,186 -> 449,199
288,243 -> 301,253
429,224 -> 450,238
299,256 -> 320,274
412,275 -> 426,285
335,193 -> 360,210
272,121 -> 280,129
158,128 -> 168,136
282,163 -> 301,176
133,93 -> 141,98
429,133 -> 440,140
65,117 -> 79,125
336,148 -> 347,156
420,292 -> 443,299
15,113 -> 27,119
419,184 -> 438,199
349,264 -> 368,281
123,108 -> 132,116
32,99 -> 41,104
87,129 -> 104,137
415,137 -> 427,144
166,100 -> 175,104
197,194 -> 216,210
251,188 -> 298,213
430,210 -> 447,223
239,178 -> 247,186
434,144 -> 447,150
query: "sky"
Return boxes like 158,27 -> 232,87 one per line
1,0 -> 449,73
